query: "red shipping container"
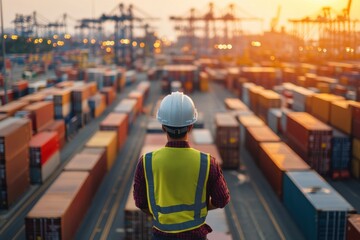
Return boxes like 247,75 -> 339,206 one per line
43,120 -> 66,149
29,131 -> 59,167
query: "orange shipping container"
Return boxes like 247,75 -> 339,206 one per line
310,93 -> 344,123
259,142 -> 310,198
100,113 -> 129,150
0,101 -> 28,116
245,126 -> 281,165
330,100 -> 353,134
85,131 -> 117,170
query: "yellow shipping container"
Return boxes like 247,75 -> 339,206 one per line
351,158 -> 360,179
353,138 -> 360,160
330,100 -> 353,134
310,93 -> 344,123
85,131 -> 117,170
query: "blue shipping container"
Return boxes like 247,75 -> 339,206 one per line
283,171 -> 355,240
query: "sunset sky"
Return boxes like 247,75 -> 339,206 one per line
2,0 -> 359,40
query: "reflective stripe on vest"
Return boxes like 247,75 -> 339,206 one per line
144,150 -> 209,232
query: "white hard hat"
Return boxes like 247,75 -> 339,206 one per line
157,91 -> 198,127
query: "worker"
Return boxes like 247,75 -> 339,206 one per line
133,91 -> 230,240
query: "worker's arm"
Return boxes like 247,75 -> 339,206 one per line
141,208 -> 152,216
207,198 -> 218,211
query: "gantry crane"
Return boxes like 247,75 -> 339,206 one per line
170,2 -> 262,56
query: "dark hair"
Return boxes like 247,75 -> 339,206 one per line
163,125 -> 188,139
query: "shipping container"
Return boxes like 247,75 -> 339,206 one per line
23,101 -> 54,133
245,126 -> 281,165
64,151 -> 107,198
330,129 -> 351,179
29,131 -> 59,167
146,119 -> 163,133
85,131 -> 117,170
259,142 -> 310,198
30,151 -> 60,184
224,98 -> 248,111
350,102 -> 360,139
0,101 -> 28,116
100,113 -> 129,150
237,114 -> 265,144
347,214 -> 360,240
215,113 -> 240,148
310,93 -> 344,124
286,112 -> 332,175
124,189 -> 152,240
113,99 -> 137,126
1,167 -> 29,209
0,117 -> 32,161
43,120 -> 66,149
190,129 -> 214,144
283,171 -> 355,240
25,171 -> 92,240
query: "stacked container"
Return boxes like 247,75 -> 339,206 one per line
12,80 -> 29,99
351,102 -> 360,178
259,142 -> 310,198
310,94 -> 344,124
86,68 -> 105,90
215,113 -> 240,169
162,65 -> 198,93
64,150 -> 107,198
0,101 -> 28,116
114,99 -> 138,127
286,112 -> 332,175
25,172 -> 92,240
190,129 -> 223,166
124,188 -> 152,240
29,131 -> 60,184
283,171 -> 355,240
0,118 -> 32,209
71,85 -> 91,128
53,89 -> 72,119
100,87 -> 116,105
43,120 -> 66,149
23,101 -> 54,133
331,130 -> 351,179
128,90 -> 144,115
85,131 -> 117,170
103,70 -> 118,91
88,93 -> 106,118
257,90 -> 281,123
245,126 -> 281,165
224,98 -> 248,111
100,113 -> 129,151
347,214 -> 360,239
237,115 -> 265,144
291,87 -> 314,112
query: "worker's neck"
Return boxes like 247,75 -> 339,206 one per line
167,135 -> 188,142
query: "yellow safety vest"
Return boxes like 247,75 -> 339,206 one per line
143,147 -> 210,233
